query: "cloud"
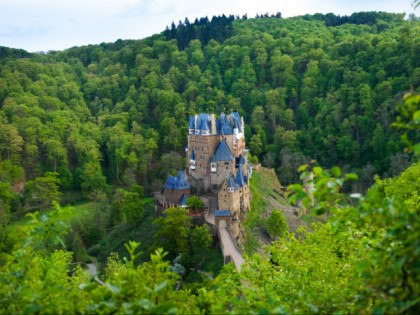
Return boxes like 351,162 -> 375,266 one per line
0,0 -> 415,52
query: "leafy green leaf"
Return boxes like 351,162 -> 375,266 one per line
79,283 -> 97,292
331,166 -> 341,177
345,173 -> 359,181
413,110 -> 420,123
298,164 -> 308,172
313,166 -> 323,175
106,283 -> 121,294
154,280 -> 168,293
287,184 -> 302,192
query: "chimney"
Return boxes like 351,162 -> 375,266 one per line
210,114 -> 217,135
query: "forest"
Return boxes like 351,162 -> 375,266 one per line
0,11 -> 419,314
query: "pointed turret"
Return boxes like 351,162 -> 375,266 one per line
226,174 -> 240,192
194,113 -> 211,136
188,116 -> 195,134
165,171 -> 190,190
190,149 -> 196,161
218,113 -> 233,135
189,150 -> 196,170
176,171 -> 190,190
179,193 -> 188,207
235,164 -> 246,187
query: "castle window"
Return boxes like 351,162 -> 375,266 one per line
211,162 -> 217,172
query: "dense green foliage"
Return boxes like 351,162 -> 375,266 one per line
1,12 -> 419,220
0,12 -> 419,314
153,207 -> 191,256
185,195 -> 205,212
264,208 -> 289,240
0,159 -> 418,313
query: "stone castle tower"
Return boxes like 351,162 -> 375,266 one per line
185,112 -> 251,237
157,111 -> 252,238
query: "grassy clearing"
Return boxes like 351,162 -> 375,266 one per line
62,201 -> 97,221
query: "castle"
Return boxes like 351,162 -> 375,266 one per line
156,111 -> 252,239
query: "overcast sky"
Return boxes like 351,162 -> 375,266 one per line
0,0 -> 416,52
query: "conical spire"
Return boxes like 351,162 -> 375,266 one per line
210,139 -> 234,162
235,164 -> 245,187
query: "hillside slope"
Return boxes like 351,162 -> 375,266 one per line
1,12 -> 418,214
244,166 -> 306,253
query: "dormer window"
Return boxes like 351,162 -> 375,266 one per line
211,162 -> 217,172
228,187 -> 234,193
195,129 -> 200,135
189,129 -> 194,135
190,159 -> 196,170
202,130 -> 210,136
233,128 -> 239,135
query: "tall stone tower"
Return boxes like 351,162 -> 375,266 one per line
186,112 -> 249,193
185,111 -> 251,237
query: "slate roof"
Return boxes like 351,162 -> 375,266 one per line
164,171 -> 190,190
226,175 -> 240,192
216,111 -> 243,135
235,164 -> 247,187
188,111 -> 243,136
210,139 -> 235,162
218,113 -> 233,135
231,113 -> 241,131
195,113 -> 211,134
231,111 -> 241,122
189,149 -> 196,160
215,209 -> 231,217
188,116 -> 195,129
236,154 -> 245,167
179,193 -> 188,206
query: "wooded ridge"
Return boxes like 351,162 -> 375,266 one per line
0,12 -> 419,314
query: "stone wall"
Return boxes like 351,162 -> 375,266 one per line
223,134 -> 245,158
218,184 -> 241,214
215,216 -> 231,228
187,134 -> 220,192
210,160 -> 235,189
163,188 -> 189,205
240,185 -> 250,211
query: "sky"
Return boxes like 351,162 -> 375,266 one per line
0,0 -> 416,53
